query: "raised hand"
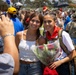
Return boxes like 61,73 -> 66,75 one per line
0,15 -> 14,37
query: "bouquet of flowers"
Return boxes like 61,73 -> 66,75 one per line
31,41 -> 59,66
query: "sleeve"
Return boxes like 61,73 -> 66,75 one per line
0,53 -> 14,75
62,31 -> 75,52
66,22 -> 71,31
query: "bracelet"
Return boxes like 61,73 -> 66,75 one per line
3,33 -> 14,39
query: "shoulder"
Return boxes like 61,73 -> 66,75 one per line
61,30 -> 72,43
61,30 -> 71,40
62,31 -> 69,36
59,30 -> 70,40
16,31 -> 22,37
16,30 -> 27,38
14,18 -> 22,24
16,31 -> 23,40
62,30 -> 68,35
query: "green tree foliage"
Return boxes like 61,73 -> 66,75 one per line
24,0 -> 52,8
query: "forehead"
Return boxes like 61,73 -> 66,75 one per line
32,16 -> 39,20
44,14 -> 53,20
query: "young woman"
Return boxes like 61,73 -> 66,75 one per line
43,12 -> 76,75
15,12 -> 43,75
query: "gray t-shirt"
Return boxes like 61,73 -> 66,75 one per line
0,53 -> 14,75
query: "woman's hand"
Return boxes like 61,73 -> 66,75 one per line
48,60 -> 62,69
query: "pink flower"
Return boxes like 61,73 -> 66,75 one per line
47,44 -> 54,50
38,45 -> 44,50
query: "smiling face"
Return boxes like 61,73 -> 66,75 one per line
29,16 -> 41,30
28,12 -> 43,31
43,14 -> 56,32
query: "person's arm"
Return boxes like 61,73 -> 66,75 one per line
49,31 -> 76,69
49,48 -> 76,69
15,32 -> 22,49
0,15 -> 19,73
3,34 -> 19,74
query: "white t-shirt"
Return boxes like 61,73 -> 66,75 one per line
62,31 -> 75,51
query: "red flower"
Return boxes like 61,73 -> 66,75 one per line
38,45 -> 44,50
47,44 -> 54,50
25,18 -> 30,23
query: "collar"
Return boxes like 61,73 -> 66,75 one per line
46,25 -> 61,40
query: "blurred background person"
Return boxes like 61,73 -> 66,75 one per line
66,12 -> 76,46
7,7 -> 24,36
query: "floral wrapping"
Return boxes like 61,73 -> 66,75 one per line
31,40 -> 60,66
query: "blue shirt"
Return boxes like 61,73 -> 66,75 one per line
11,18 -> 24,36
64,16 -> 71,30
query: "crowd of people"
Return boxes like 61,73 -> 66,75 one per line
0,5 -> 76,75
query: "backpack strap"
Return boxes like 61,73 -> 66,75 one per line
58,29 -> 70,55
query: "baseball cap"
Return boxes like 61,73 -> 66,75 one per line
7,7 -> 17,15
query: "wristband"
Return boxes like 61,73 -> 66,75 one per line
3,33 -> 14,39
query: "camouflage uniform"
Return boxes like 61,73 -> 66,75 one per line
66,13 -> 76,45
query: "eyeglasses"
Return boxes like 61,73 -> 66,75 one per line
43,20 -> 52,24
31,20 -> 40,24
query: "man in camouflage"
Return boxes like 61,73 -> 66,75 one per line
66,12 -> 76,46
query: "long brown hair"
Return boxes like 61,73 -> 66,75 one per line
23,11 -> 31,29
30,12 -> 43,39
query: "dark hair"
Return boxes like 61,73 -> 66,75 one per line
30,12 -> 43,26
23,11 -> 31,29
38,36 -> 47,44
44,12 -> 57,21
30,12 -> 43,39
